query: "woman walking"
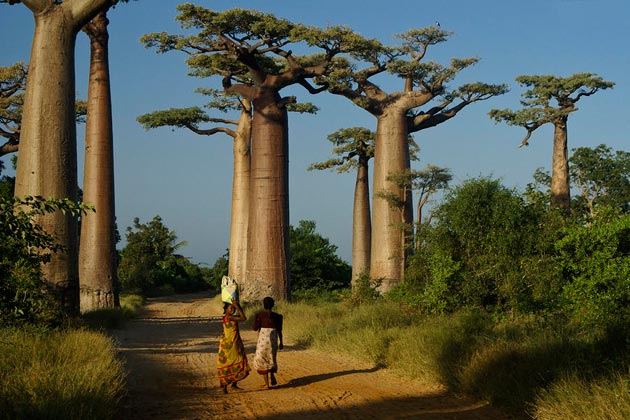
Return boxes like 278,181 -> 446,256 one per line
252,297 -> 283,388
217,300 -> 250,393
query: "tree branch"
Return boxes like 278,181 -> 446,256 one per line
574,87 -> 597,101
278,96 -> 297,108
206,117 -> 239,125
0,137 -> 19,156
518,129 -> 534,148
185,123 -> 235,138
298,78 -> 329,94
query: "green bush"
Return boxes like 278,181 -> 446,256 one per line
207,252 -> 228,292
556,214 -> 630,324
289,220 -> 351,293
408,177 -> 546,312
117,215 -> 211,295
1,195 -> 90,327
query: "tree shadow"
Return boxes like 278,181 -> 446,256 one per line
273,366 -> 381,389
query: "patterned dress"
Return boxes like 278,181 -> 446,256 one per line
252,311 -> 283,374
217,316 -> 250,386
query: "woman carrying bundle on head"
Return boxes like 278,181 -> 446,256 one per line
252,296 -> 284,388
217,298 -> 250,393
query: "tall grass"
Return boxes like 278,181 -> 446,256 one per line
81,293 -> 144,330
275,300 -> 345,347
283,298 -> 630,419
533,371 -> 630,420
0,328 -> 125,420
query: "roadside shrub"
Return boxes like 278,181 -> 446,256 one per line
81,293 -> 144,330
407,177 -> 545,313
555,214 -> 630,324
118,216 -> 211,295
348,271 -> 381,305
290,220 -> 351,293
1,195 -> 90,327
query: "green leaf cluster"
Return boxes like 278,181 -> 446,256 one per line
402,154 -> 630,326
117,215 -> 210,295
0,195 -> 91,327
308,127 -> 375,173
489,73 -> 614,141
570,144 -> 630,215
137,106 -> 210,129
556,214 -> 630,324
289,220 -> 351,293
406,177 -> 548,312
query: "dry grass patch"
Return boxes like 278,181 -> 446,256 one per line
0,328 -> 125,420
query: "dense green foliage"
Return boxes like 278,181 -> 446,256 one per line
289,220 -> 351,297
570,144 -> 630,216
403,168 -> 630,327
206,250 -> 229,292
117,215 -> 211,295
405,177 -> 550,312
0,193 -> 91,327
556,213 -> 630,324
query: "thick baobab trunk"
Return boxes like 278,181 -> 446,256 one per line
14,9 -> 80,314
242,90 -> 289,302
551,117 -> 570,211
371,110 -> 411,292
351,157 -> 371,286
79,10 -> 118,313
228,100 -> 252,284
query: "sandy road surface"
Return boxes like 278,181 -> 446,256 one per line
112,293 -> 513,420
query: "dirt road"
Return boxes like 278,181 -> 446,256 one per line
112,293 -> 513,420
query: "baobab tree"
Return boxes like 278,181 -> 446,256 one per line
138,93 -> 253,286
489,73 -> 614,211
138,90 -> 317,287
142,5 -> 369,301
4,0 -> 114,314
324,26 -> 507,290
0,62 -> 26,157
308,127 -> 375,286
79,5 -> 119,312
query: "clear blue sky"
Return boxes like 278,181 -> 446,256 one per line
1,0 -> 629,265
